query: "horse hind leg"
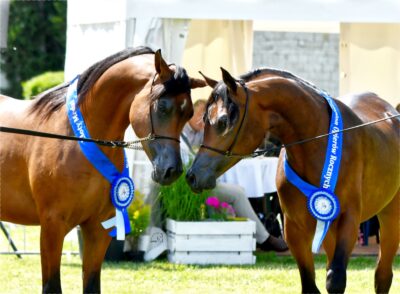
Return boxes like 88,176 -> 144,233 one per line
375,191 -> 400,294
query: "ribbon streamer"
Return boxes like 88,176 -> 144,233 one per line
284,92 -> 343,253
67,76 -> 134,240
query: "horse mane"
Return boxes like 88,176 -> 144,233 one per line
239,67 -> 330,98
30,46 -> 154,119
149,65 -> 191,102
205,67 -> 331,130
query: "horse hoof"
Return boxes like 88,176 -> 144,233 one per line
326,269 -> 346,294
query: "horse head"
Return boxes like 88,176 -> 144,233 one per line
186,68 -> 266,192
131,50 -> 206,185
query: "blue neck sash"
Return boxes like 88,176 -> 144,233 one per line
284,93 -> 343,253
66,76 -> 134,240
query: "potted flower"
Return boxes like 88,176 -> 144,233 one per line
104,190 -> 151,262
124,190 -> 151,261
158,173 -> 256,265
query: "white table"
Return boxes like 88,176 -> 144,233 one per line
218,157 -> 279,198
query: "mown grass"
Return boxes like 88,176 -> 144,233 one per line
0,252 -> 399,294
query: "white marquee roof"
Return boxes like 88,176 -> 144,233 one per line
68,0 -> 400,25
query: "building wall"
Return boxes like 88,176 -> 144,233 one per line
252,31 -> 339,97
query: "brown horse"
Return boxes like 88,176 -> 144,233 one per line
187,67 -> 399,293
0,47 -> 205,293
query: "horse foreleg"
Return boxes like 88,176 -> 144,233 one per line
375,191 -> 399,294
326,211 -> 359,294
285,217 -> 320,293
80,221 -> 111,294
322,230 -> 337,271
40,217 -> 68,293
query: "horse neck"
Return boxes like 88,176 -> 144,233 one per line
254,77 -> 330,175
80,60 -> 153,142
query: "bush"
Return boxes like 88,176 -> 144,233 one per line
22,71 -> 64,99
1,1 -> 66,98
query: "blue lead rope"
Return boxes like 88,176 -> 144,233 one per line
284,93 -> 343,253
66,76 -> 134,240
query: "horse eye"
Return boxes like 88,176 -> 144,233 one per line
157,98 -> 173,115
217,115 -> 228,133
228,104 -> 239,125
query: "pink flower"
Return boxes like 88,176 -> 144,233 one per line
221,202 -> 235,217
220,202 -> 229,208
205,196 -> 220,208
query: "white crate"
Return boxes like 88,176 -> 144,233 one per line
166,218 -> 256,265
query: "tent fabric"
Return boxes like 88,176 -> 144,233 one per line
182,19 -> 253,101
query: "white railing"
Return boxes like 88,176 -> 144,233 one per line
0,222 -> 80,257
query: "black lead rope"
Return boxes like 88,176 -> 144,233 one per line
0,70 -> 183,150
252,113 -> 400,158
0,111 -> 398,152
0,126 -> 153,149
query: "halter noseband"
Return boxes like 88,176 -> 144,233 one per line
148,73 -> 181,144
200,80 -> 250,157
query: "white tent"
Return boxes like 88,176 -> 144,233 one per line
65,0 -> 400,194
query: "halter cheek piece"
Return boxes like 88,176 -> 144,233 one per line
148,73 -> 181,144
200,80 -> 250,157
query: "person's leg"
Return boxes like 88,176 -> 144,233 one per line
213,182 -> 288,252
212,183 -> 269,243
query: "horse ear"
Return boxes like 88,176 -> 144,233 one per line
199,71 -> 218,88
220,67 -> 237,94
190,78 -> 207,89
154,49 -> 173,82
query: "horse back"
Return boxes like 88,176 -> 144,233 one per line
339,92 -> 400,219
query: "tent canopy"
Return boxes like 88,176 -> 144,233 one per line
68,0 -> 400,25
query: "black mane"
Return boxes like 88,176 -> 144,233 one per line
149,66 -> 191,102
205,67 -> 328,129
239,67 -> 326,96
30,46 -> 154,118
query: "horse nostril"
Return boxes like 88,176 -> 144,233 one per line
186,172 -> 196,187
164,167 -> 175,179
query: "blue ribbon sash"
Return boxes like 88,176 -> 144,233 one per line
284,93 -> 343,253
66,76 -> 134,240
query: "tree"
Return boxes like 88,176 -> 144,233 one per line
0,0 -> 66,98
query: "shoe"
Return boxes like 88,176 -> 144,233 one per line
141,227 -> 168,262
258,235 -> 289,252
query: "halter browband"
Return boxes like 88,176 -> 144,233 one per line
200,80 -> 250,157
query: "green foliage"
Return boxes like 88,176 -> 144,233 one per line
158,171 -> 210,221
127,190 -> 151,239
0,0 -> 67,98
22,71 -> 64,99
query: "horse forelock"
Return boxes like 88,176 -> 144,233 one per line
205,82 -> 239,130
29,46 -> 155,120
150,65 -> 191,102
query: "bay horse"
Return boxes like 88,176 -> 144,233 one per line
186,67 -> 399,293
0,47 -> 205,293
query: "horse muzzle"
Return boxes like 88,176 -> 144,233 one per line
149,142 -> 183,185
186,154 -> 218,193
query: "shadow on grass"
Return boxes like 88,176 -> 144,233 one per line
62,251 -> 399,272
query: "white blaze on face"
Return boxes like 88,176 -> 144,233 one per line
208,99 -> 227,126
180,98 -> 187,111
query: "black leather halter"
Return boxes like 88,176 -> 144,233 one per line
148,73 -> 181,143
200,80 -> 250,157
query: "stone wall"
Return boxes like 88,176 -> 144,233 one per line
252,31 -> 339,97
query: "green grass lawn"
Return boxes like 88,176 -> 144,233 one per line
0,252 -> 399,294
